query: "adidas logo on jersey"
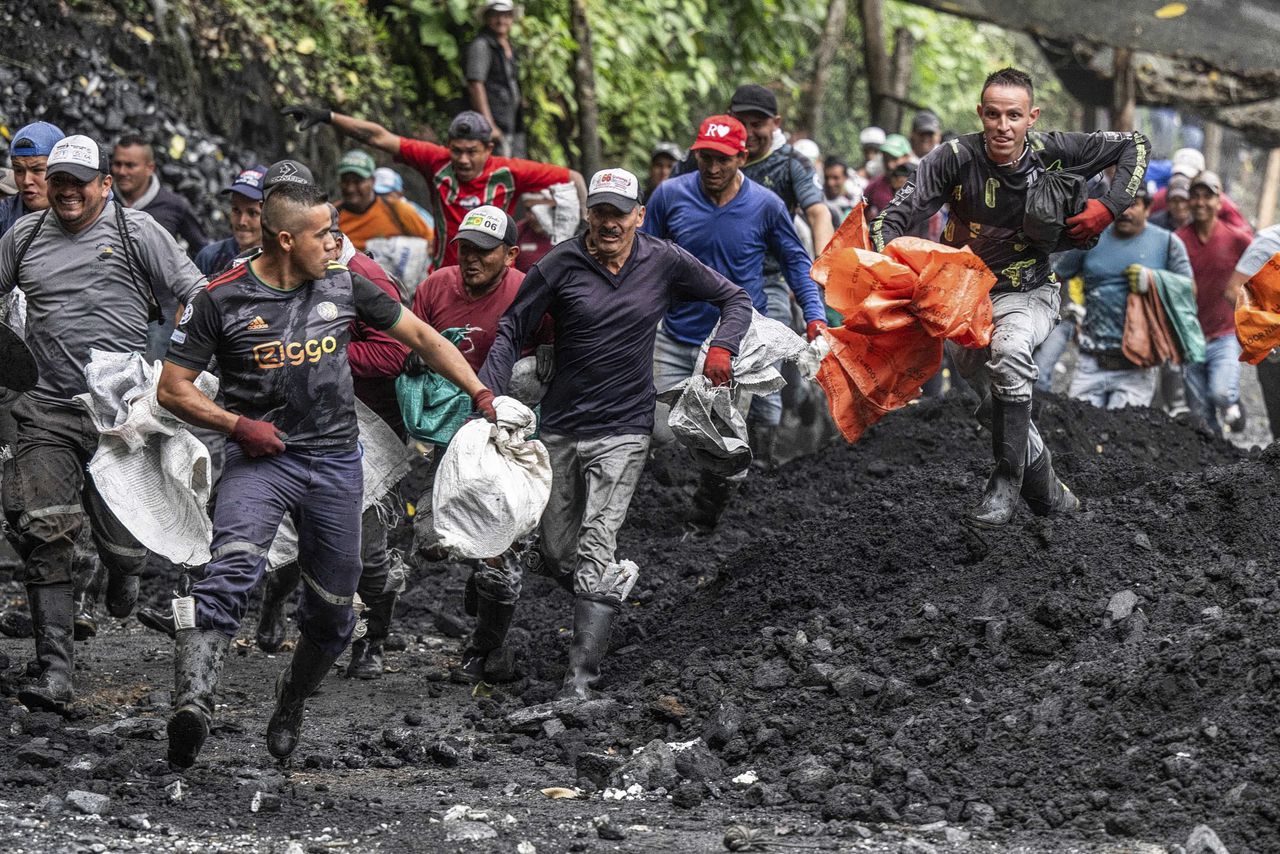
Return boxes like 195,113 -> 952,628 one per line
247,316 -> 269,331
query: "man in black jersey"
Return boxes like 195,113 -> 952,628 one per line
873,68 -> 1149,527
155,183 -> 495,768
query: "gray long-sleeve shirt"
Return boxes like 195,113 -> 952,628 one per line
479,231 -> 753,438
0,202 -> 206,406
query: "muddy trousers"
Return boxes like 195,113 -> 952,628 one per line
189,446 -> 363,658
2,396 -> 147,587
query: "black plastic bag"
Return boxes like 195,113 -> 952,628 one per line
1023,170 -> 1094,253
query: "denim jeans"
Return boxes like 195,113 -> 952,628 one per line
1069,353 -> 1157,409
1033,320 -> 1075,394
1183,335 -> 1241,434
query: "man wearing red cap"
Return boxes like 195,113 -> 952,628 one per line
643,114 -> 827,531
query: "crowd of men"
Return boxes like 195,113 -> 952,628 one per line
0,13 -> 1273,768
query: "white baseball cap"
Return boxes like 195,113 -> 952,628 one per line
587,168 -> 641,212
859,126 -> 887,147
793,138 -> 820,163
46,135 -> 108,182
1171,147 -> 1206,179
453,204 -> 516,249
481,0 -> 516,14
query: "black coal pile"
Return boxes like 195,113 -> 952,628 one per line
477,395 -> 1280,851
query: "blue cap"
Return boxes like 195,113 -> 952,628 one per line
373,167 -> 403,195
10,122 -> 66,158
221,165 -> 268,201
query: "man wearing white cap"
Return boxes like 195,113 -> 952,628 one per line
466,0 -> 525,158
0,135 -> 207,713
1151,148 -> 1249,232
857,126 -> 887,184
479,167 -> 752,700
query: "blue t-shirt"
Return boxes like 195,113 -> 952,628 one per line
643,172 -> 824,345
194,236 -> 241,278
1055,222 -> 1191,354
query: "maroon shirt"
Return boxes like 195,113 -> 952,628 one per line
1176,220 -> 1253,341
347,251 -> 410,436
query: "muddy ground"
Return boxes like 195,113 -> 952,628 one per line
0,389 -> 1272,854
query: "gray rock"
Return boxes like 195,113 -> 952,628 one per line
117,814 -> 150,831
66,790 -> 110,815
830,667 -> 884,698
595,815 -> 627,840
541,719 -> 567,739
37,795 -> 63,815
1185,824 -> 1230,854
800,663 -> 835,687
619,739 -> 678,790
557,698 -> 622,728
752,660 -> 792,689
575,752 -> 626,789
505,704 -> 558,733
674,739 -> 724,783
743,783 -> 791,807
702,702 -> 744,747
965,801 -> 996,826
672,781 -> 705,809
1104,590 -> 1139,625
17,744 -> 62,768
445,821 -> 497,842
87,718 -> 165,739
787,763 -> 838,802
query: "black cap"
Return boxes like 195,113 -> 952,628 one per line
447,110 -> 494,142
911,110 -> 941,134
263,159 -> 315,197
728,84 -> 778,118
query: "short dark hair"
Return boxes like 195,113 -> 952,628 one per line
262,182 -> 329,237
824,157 -> 848,173
113,134 -> 154,161
982,67 -> 1034,102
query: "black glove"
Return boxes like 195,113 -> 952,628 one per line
535,344 -> 555,383
402,351 -> 428,377
282,105 -> 332,131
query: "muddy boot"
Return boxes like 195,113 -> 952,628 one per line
557,595 -> 618,701
1021,448 -> 1080,516
966,398 -> 1030,528
137,605 -> 177,638
104,568 -> 139,619
267,634 -> 341,760
749,423 -> 779,473
73,561 -> 103,641
346,592 -> 396,680
688,471 -> 738,533
166,628 -> 229,769
452,595 -> 515,685
18,583 -> 76,714
256,561 -> 301,653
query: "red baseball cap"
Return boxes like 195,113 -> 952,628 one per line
690,115 -> 747,157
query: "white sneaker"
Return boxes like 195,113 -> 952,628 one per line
1223,403 -> 1246,432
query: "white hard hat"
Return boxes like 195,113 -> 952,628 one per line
859,126 -> 887,147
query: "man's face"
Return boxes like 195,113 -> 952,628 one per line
862,146 -> 881,166
485,9 -> 514,35
457,240 -> 516,290
695,150 -> 745,197
110,144 -> 155,197
586,204 -> 644,259
11,155 -> 50,210
732,111 -> 780,161
449,139 -> 493,183
229,194 -> 263,250
1190,187 -> 1220,225
823,165 -> 847,200
339,173 -> 374,210
649,155 -> 675,189
283,205 -> 338,280
1166,196 -> 1191,228
49,173 -> 111,232
885,153 -> 912,171
977,84 -> 1039,162
911,129 -> 940,158
1113,198 -> 1149,237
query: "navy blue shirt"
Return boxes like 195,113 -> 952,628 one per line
643,172 -> 824,345
479,231 -> 753,438
0,195 -> 32,238
194,236 -> 241,277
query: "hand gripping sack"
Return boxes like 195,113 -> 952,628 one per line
1023,170 -> 1092,254
431,397 -> 552,558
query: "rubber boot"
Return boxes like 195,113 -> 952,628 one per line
256,561 -> 301,653
451,595 -> 515,684
346,592 -> 396,680
1021,448 -> 1080,516
966,398 -> 1030,528
688,471 -> 738,533
557,595 -> 618,701
18,583 -> 76,713
73,560 -> 103,641
137,605 -> 177,638
267,634 -> 341,760
749,423 -> 779,473
104,568 -> 139,619
166,629 -> 229,769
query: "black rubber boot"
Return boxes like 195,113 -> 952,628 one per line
73,561 -> 103,641
452,595 -> 516,685
267,634 -> 341,760
167,629 -> 229,769
966,398 -> 1031,528
557,595 -> 618,701
1021,448 -> 1080,516
256,561 -> 301,653
749,423 -> 779,473
104,567 -> 140,619
346,592 -> 396,680
138,605 -> 177,638
18,583 -> 76,713
688,471 -> 738,533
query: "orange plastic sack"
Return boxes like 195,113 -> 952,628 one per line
810,224 -> 996,443
1236,252 -> 1280,365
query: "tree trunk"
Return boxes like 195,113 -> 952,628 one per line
1259,148 -> 1280,229
859,0 -> 894,130
887,26 -> 915,133
569,0 -> 601,178
1203,122 -> 1223,174
1110,47 -> 1136,131
797,0 -> 848,140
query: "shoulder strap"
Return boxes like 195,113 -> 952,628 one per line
379,195 -> 410,235
114,201 -> 165,315
14,209 -> 50,272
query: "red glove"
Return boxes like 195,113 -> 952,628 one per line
230,416 -> 285,458
1065,199 -> 1114,241
472,388 -> 497,422
703,346 -> 733,387
806,319 -> 828,342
